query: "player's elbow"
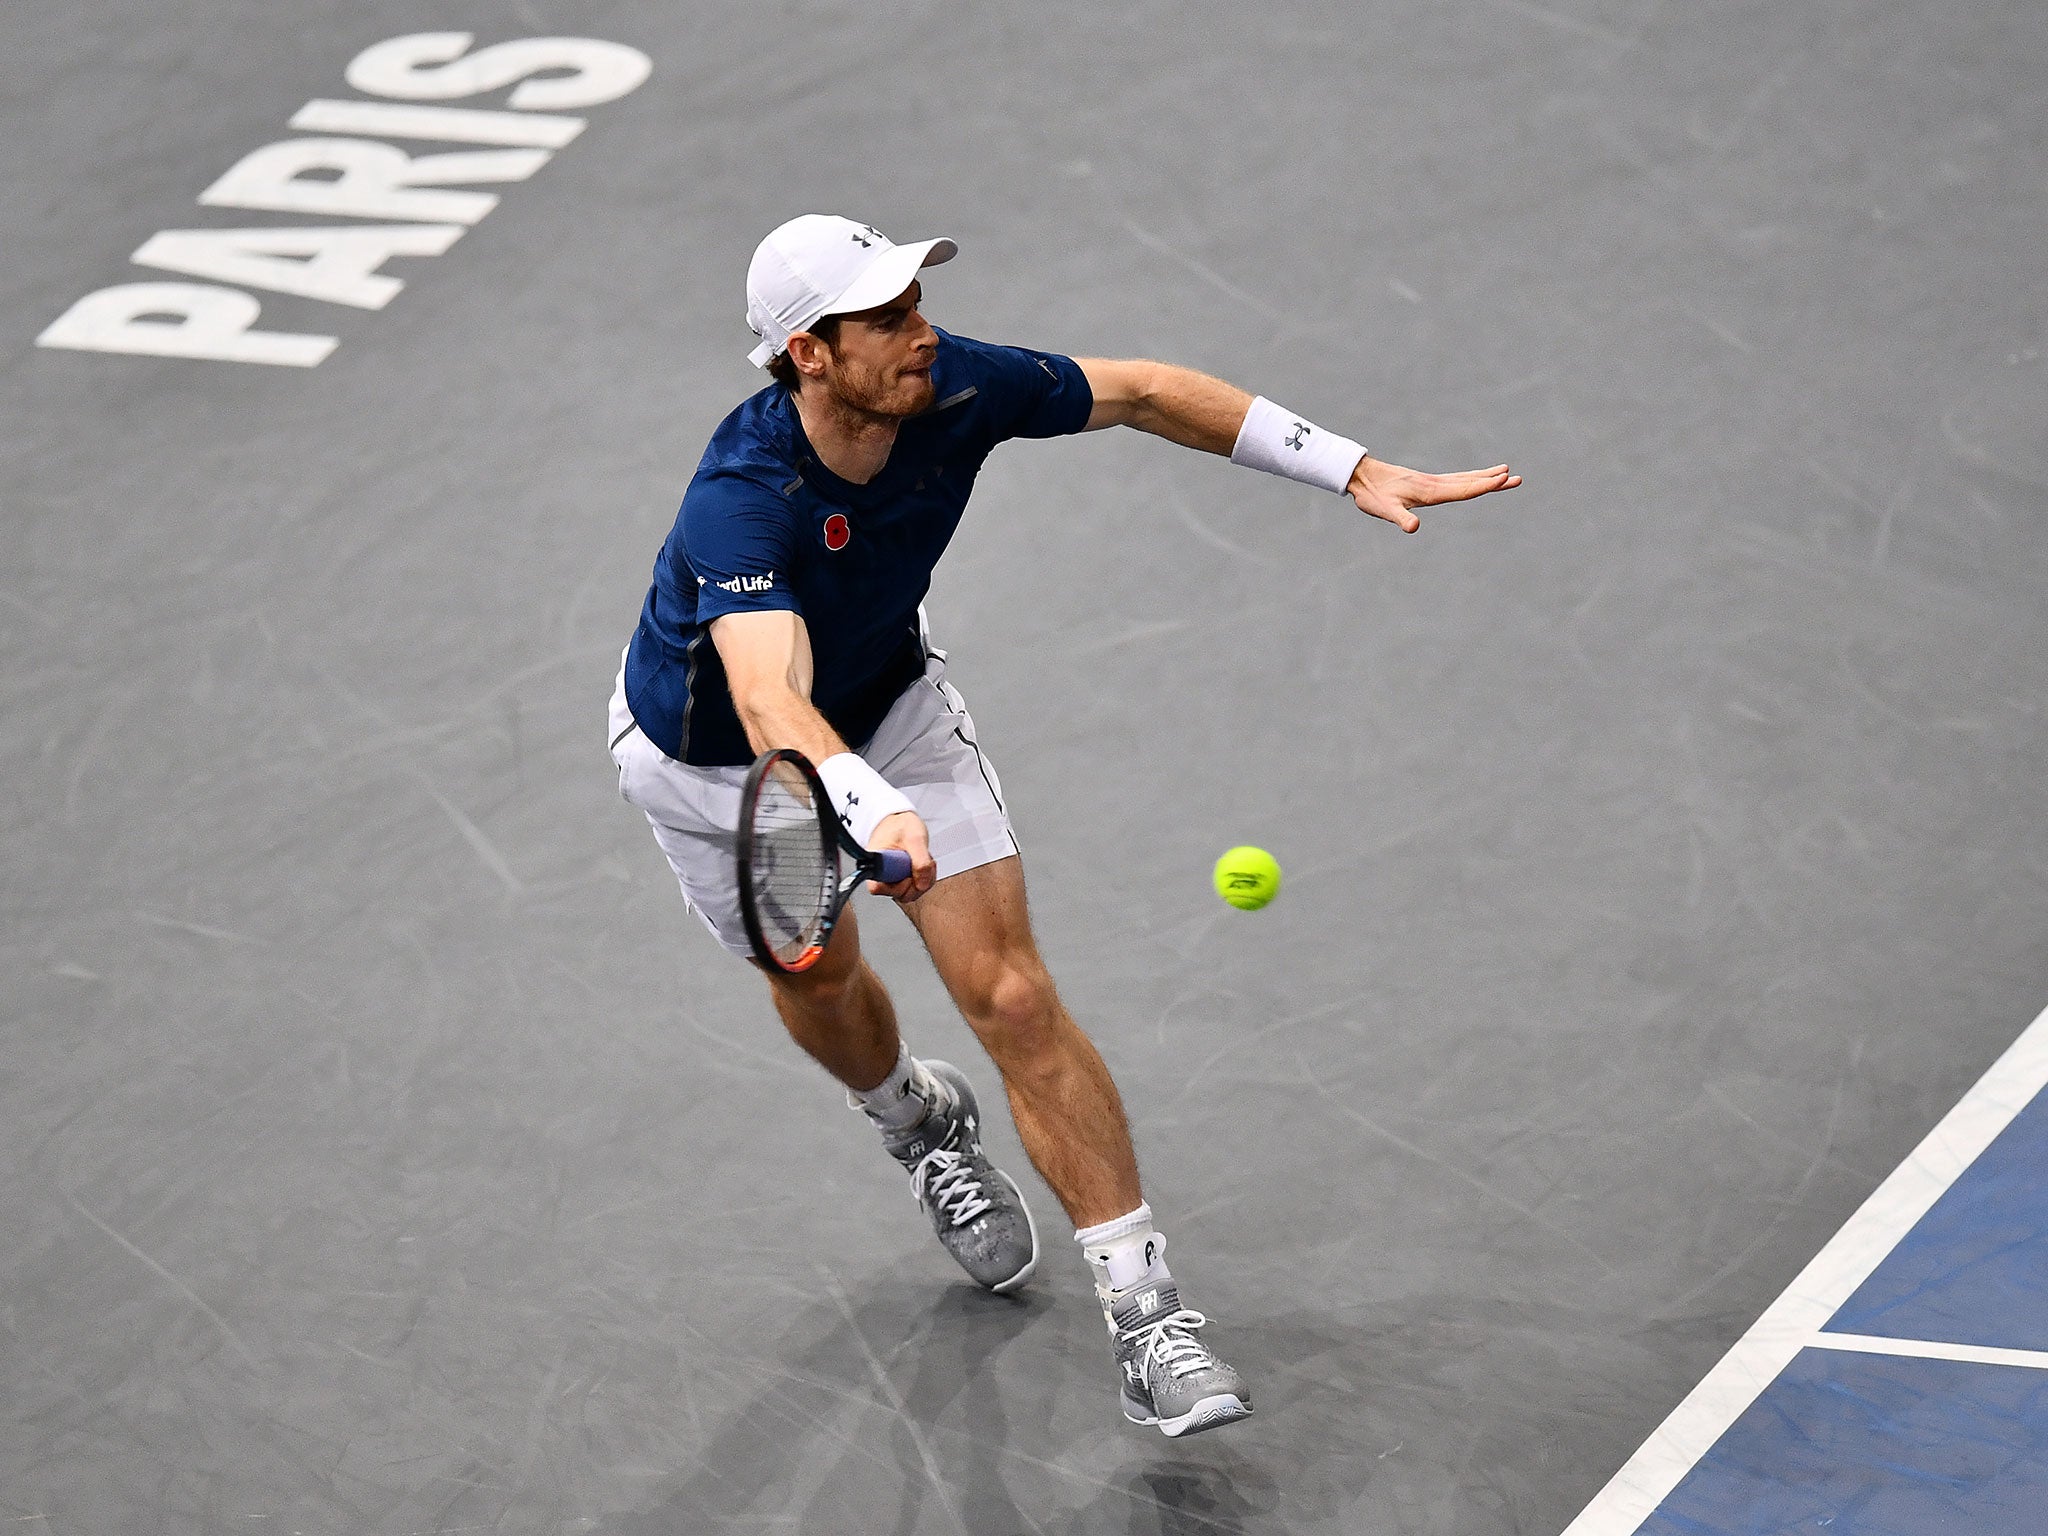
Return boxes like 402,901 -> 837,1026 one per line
727,674 -> 804,740
1121,359 -> 1170,417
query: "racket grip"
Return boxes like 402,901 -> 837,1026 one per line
873,848 -> 914,885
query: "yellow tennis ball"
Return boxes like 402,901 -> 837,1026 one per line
1213,846 -> 1282,910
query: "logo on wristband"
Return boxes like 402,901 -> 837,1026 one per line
1285,423 -> 1310,450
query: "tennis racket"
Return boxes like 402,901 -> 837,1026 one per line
736,748 -> 915,973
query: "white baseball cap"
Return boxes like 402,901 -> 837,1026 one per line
744,214 -> 958,368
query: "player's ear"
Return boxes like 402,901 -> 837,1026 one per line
785,330 -> 832,382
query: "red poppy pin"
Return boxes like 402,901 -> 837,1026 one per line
823,513 -> 851,551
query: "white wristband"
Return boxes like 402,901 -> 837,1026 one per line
816,752 -> 916,849
1229,396 -> 1367,494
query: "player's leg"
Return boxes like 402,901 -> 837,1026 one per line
904,857 -> 1254,1436
857,634 -> 1245,1427
749,905 -> 1035,1288
898,857 -> 1138,1227
754,902 -> 898,1089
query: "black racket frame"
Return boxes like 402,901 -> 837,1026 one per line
736,747 -> 906,974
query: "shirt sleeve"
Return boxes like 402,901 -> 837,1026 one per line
949,333 -> 1095,443
680,472 -> 803,623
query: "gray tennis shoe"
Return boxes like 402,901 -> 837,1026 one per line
874,1059 -> 1039,1293
1110,1280 -> 1254,1436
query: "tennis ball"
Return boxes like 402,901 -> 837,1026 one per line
1213,846 -> 1282,910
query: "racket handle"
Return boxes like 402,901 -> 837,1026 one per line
873,848 -> 913,885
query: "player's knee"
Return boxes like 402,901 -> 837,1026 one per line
765,946 -> 869,1015
966,962 -> 1062,1063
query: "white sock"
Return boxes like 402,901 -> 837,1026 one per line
847,1044 -> 937,1132
1076,1203 -> 1170,1294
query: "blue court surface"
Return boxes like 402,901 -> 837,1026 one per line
1568,1006 -> 2048,1536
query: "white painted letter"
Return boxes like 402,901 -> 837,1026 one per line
290,99 -> 585,148
132,225 -> 464,310
36,283 -> 336,367
199,138 -> 550,225
345,32 -> 652,110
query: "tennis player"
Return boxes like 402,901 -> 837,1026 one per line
609,215 -> 1519,1436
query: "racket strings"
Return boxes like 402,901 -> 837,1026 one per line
748,760 -> 836,964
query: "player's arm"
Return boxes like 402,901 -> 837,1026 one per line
710,609 -> 934,897
1075,356 -> 1520,534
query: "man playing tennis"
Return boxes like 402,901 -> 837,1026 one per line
609,215 -> 1519,1436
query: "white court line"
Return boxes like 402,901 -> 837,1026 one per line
1561,1001 -> 2048,1536
1812,1332 -> 2048,1372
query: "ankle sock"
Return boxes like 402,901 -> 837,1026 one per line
1077,1203 -> 1170,1294
848,1044 -> 938,1132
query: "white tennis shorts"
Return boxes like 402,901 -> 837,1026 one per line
608,642 -> 1018,956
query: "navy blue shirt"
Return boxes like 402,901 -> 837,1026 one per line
625,330 -> 1094,766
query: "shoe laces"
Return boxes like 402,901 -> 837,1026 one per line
910,1147 -> 994,1227
1132,1309 -> 1216,1382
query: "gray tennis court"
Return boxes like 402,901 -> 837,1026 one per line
7,1 -> 2046,1531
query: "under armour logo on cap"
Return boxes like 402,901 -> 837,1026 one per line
743,215 -> 959,369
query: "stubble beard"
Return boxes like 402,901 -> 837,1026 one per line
831,357 -> 936,421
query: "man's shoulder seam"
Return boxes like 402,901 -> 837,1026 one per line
688,458 -> 804,510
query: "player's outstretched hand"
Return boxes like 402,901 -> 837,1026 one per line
1347,457 -> 1522,534
869,810 -> 937,902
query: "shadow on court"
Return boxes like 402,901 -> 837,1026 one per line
594,1275 -> 1302,1534
601,1278 -> 1051,1534
589,1275 -> 1628,1532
